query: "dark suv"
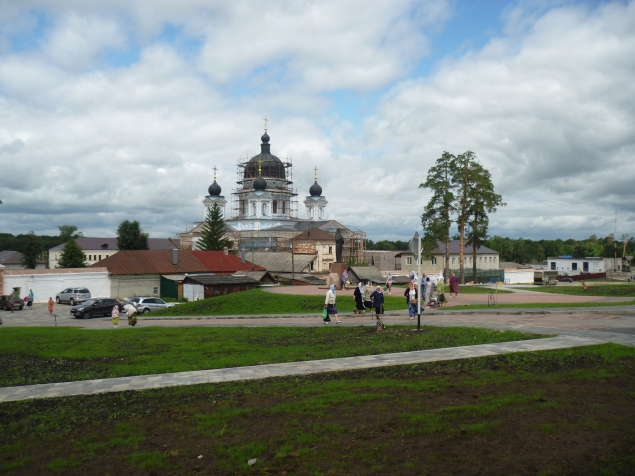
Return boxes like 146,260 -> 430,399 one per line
0,295 -> 24,311
70,298 -> 122,319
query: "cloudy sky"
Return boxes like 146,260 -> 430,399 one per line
0,0 -> 633,242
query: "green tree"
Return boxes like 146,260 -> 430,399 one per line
450,151 -> 481,284
420,151 -> 455,280
57,237 -> 86,268
20,231 -> 42,269
196,204 -> 232,251
466,163 -> 504,282
117,220 -> 149,250
58,225 -> 83,242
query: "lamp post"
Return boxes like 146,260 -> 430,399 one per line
409,232 -> 422,332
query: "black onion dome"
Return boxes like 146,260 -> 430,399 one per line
309,180 -> 322,197
244,132 -> 286,180
253,175 -> 267,191
208,179 -> 221,197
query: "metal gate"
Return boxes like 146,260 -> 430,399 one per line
183,284 -> 204,301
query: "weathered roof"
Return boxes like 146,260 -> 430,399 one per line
0,251 -> 23,265
49,237 -> 177,252
347,266 -> 386,283
293,227 -> 335,241
184,275 -> 259,285
191,251 -> 264,273
93,250 -> 211,275
248,252 -> 315,273
232,270 -> 276,282
5,267 -> 108,275
400,240 -> 499,256
94,250 -> 262,275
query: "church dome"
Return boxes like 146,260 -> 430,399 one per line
253,175 -> 267,191
208,179 -> 221,197
309,180 -> 322,197
244,132 -> 286,180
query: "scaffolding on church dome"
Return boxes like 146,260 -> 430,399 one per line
231,155 -> 298,220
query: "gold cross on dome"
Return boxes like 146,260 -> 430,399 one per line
263,116 -> 268,131
212,165 -> 217,180
257,157 -> 263,175
313,166 -> 318,180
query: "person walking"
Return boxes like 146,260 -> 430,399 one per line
123,302 -> 138,326
353,282 -> 365,314
363,280 -> 373,313
47,297 -> 54,316
111,304 -> 120,328
404,281 -> 418,320
435,277 -> 445,306
385,273 -> 393,294
341,269 -> 349,290
449,272 -> 459,298
424,277 -> 433,307
370,285 -> 385,331
325,284 -> 340,324
27,289 -> 34,310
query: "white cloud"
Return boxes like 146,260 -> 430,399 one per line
0,0 -> 634,244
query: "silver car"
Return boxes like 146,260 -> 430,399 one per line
127,297 -> 175,314
56,287 -> 91,305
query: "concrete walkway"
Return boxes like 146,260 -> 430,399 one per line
0,335 -> 609,403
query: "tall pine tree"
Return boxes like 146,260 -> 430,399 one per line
419,151 -> 455,280
21,231 -> 42,269
57,237 -> 86,268
197,203 -> 233,251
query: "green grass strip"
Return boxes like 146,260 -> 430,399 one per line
515,284 -> 635,297
442,300 -> 635,310
0,326 -> 543,387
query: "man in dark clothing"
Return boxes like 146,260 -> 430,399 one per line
370,286 -> 385,332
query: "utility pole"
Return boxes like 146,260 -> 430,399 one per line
614,210 -> 617,273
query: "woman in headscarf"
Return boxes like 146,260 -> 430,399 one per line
404,280 -> 418,320
449,272 -> 459,298
385,273 -> 393,294
353,282 -> 365,313
325,284 -> 340,324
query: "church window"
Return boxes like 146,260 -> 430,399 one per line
250,202 -> 256,215
282,201 -> 286,214
262,203 -> 268,216
273,200 -> 277,213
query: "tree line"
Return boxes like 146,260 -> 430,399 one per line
484,234 -> 634,263
2,205 -> 232,269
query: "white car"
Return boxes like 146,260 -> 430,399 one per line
56,287 -> 91,305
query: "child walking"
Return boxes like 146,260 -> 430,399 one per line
112,304 -> 120,328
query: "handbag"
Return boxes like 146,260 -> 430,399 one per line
321,307 -> 328,320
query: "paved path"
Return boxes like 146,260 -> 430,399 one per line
0,335 -> 606,403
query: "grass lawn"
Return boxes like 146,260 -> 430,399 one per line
151,288 -> 512,317
517,284 -> 635,297
0,326 -> 543,387
442,299 -> 635,311
2,344 -> 634,475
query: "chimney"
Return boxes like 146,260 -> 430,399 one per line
223,247 -> 228,255
172,248 -> 178,265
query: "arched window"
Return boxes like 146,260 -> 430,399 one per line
262,203 -> 268,216
282,201 -> 286,214
273,200 -> 277,213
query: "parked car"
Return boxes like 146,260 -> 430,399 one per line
560,277 -> 573,283
70,298 -> 122,319
56,288 -> 91,305
127,297 -> 175,314
0,294 -> 24,311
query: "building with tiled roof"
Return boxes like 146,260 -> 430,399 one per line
0,250 -> 46,269
48,237 -> 178,268
91,249 -> 262,299
292,227 -> 336,273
